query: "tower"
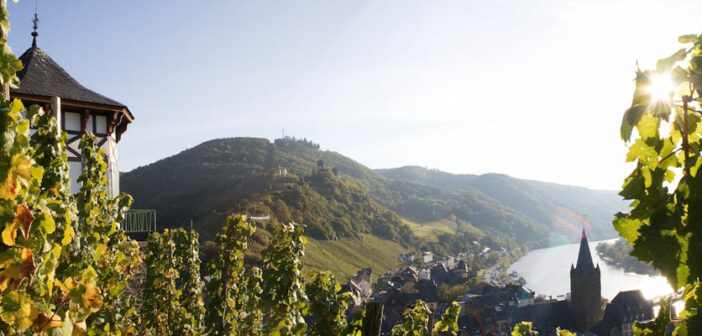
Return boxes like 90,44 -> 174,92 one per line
10,19 -> 133,197
569,229 -> 603,331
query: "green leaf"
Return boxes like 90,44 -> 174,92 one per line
0,291 -> 35,331
622,105 -> 645,142
657,48 -> 688,72
637,113 -> 660,139
642,167 -> 653,188
613,215 -> 642,244
679,34 -> 699,44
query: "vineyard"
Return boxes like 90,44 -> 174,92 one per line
1,0 -> 701,334
0,78 -> 466,335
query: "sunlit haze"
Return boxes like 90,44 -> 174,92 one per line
8,0 -> 702,190
648,73 -> 675,102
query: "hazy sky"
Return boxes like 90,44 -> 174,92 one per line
7,1 -> 702,190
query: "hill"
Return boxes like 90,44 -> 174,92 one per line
375,166 -> 625,243
121,137 -> 624,276
121,137 -> 412,242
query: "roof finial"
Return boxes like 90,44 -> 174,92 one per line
31,0 -> 39,47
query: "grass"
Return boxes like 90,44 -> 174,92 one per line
302,234 -> 409,281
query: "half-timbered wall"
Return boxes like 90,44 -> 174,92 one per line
15,96 -> 125,198
61,108 -> 118,196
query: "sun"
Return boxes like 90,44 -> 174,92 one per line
647,72 -> 674,102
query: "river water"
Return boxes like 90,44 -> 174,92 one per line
507,239 -> 673,301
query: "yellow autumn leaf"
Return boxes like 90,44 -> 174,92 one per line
1,223 -> 17,247
64,277 -> 77,291
16,204 -> 34,240
33,312 -> 62,332
123,326 -> 136,336
2,204 -> 34,246
62,225 -> 75,246
11,154 -> 31,181
95,244 -> 107,260
0,178 -> 18,200
0,265 -> 21,291
54,279 -> 67,295
0,291 -> 37,332
82,284 -> 102,313
36,211 -> 55,235
72,321 -> 86,336
0,154 -> 32,200
19,248 -> 35,284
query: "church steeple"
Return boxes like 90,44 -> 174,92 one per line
575,229 -> 595,271
569,227 -> 602,332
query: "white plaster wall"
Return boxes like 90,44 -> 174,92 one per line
68,161 -> 81,194
106,135 -> 119,197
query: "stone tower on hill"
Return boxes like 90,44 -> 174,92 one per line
570,229 -> 603,331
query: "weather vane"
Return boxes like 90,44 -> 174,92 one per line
31,0 -> 39,47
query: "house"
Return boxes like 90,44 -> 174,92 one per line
590,290 -> 654,336
393,266 -> 419,283
422,251 -> 433,264
509,300 -> 577,335
397,253 -> 415,263
449,260 -> 470,282
346,279 -> 372,307
418,268 -> 431,281
354,268 -> 373,284
11,32 -> 133,197
430,263 -> 449,284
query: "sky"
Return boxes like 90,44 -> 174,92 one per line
7,1 -> 702,190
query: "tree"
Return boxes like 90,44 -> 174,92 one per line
617,32 -> 702,335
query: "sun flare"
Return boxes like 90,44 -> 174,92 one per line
648,73 -> 674,102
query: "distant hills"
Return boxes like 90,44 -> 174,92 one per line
121,137 -> 627,269
375,167 -> 626,244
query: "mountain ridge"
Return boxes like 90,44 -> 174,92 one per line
121,137 -> 624,269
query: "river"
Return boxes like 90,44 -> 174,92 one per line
507,239 -> 674,301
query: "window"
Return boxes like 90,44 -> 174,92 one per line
64,111 -> 81,132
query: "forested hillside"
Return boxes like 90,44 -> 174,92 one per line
122,137 -> 624,270
376,166 -> 625,243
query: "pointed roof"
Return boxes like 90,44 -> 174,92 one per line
11,45 -> 133,119
575,229 -> 595,270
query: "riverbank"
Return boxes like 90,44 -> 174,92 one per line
595,239 -> 657,276
508,239 -> 672,300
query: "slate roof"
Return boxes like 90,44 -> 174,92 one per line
576,229 -> 595,270
590,290 -> 654,336
12,45 -> 131,115
509,300 -> 577,334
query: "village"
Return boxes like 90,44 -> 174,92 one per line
339,232 -> 662,336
